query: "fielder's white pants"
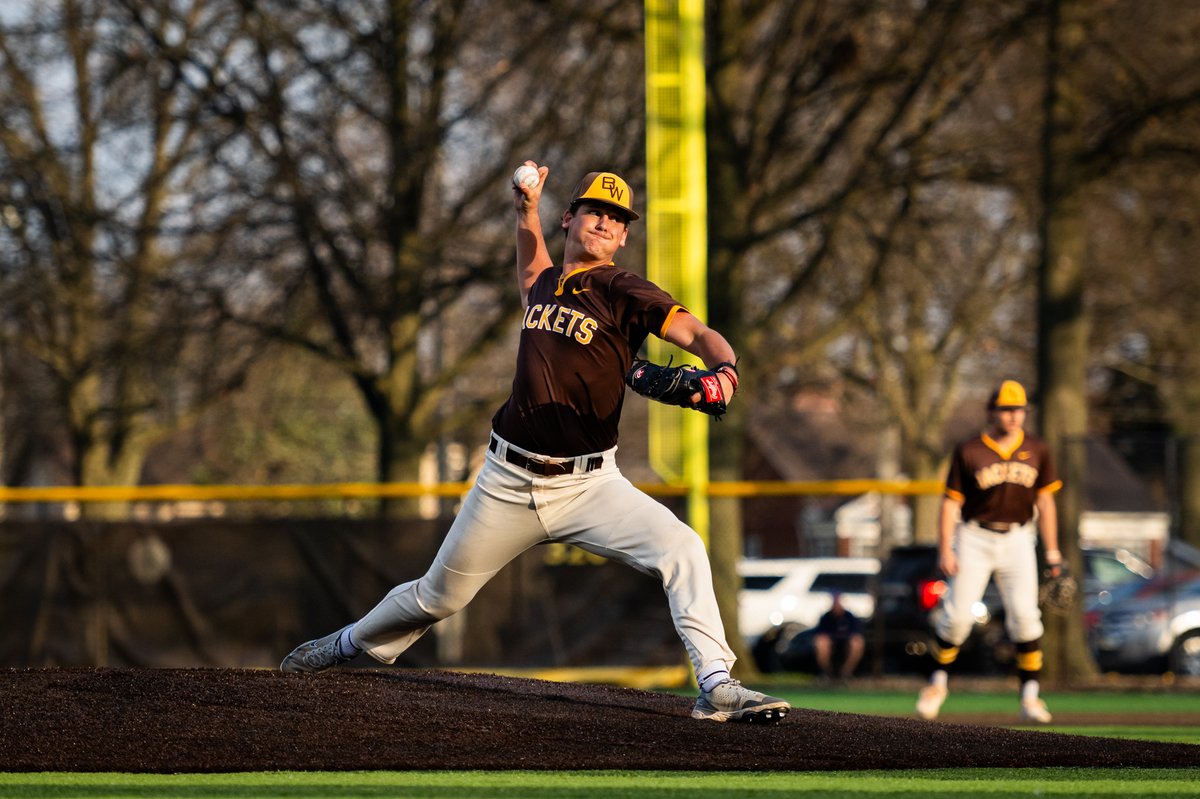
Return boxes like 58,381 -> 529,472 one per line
934,522 -> 1044,646
352,435 -> 737,677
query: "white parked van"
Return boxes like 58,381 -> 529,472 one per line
737,557 -> 880,643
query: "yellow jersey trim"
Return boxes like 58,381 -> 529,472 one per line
1039,479 -> 1063,495
945,488 -> 965,503
982,431 -> 1024,460
660,305 -> 685,339
554,263 -> 614,296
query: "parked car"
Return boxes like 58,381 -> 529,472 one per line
871,544 -> 1152,675
1082,546 -> 1155,606
1086,568 -> 1200,674
871,544 -> 1010,674
738,557 -> 879,672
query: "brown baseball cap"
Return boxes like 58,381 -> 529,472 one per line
569,171 -> 640,221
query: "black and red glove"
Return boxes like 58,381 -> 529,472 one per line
625,359 -> 737,419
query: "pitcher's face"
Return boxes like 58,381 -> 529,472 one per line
562,202 -> 629,261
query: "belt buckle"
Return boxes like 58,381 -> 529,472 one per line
525,453 -> 571,476
535,458 -> 565,476
491,435 -> 596,476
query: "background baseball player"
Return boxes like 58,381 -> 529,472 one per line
915,380 -> 1063,723
281,161 -> 789,724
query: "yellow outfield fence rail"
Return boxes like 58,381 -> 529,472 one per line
0,479 -> 944,504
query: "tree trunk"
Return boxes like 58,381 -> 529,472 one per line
78,436 -> 153,521
1037,205 -> 1096,681
1178,435 -> 1200,549
709,412 -> 756,676
1036,0 -> 1098,682
903,444 -> 944,546
375,406 -> 425,518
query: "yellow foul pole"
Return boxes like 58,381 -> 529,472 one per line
644,0 -> 709,544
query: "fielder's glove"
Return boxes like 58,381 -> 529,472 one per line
1038,562 -> 1077,614
625,358 -> 735,419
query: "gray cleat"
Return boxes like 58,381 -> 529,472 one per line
691,679 -> 790,723
280,625 -> 356,673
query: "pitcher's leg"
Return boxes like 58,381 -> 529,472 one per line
558,474 -> 735,677
656,526 -> 738,677
353,460 -> 546,663
577,494 -> 788,723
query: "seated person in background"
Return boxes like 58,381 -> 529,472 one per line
813,591 -> 865,680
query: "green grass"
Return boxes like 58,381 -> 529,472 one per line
2,769 -> 1200,799
759,685 -> 1200,743
1050,727 -> 1200,744
738,686 -> 1200,717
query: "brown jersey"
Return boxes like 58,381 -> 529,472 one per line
491,263 -> 684,457
944,431 -> 1062,526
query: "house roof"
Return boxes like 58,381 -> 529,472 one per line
1083,437 -> 1163,512
746,405 -> 876,483
745,402 -> 1164,514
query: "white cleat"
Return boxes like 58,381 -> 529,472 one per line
916,683 -> 948,720
280,625 -> 356,673
1020,697 -> 1053,724
691,679 -> 790,724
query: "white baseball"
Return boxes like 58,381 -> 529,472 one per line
512,165 -> 540,189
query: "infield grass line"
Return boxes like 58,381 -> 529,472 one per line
713,686 -> 1200,717
3,769 -> 1200,799
721,687 -> 1200,743
1045,726 -> 1200,744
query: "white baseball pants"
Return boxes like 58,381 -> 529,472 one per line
934,522 -> 1044,646
352,435 -> 737,676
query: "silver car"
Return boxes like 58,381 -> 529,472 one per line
1087,569 -> 1200,675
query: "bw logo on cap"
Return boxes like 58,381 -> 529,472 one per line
569,171 -> 640,221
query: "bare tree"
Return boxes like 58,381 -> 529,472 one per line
1059,1 -> 1200,547
702,0 -> 1048,664
1090,166 -> 1200,545
1032,0 -> 1200,679
844,183 -> 1036,539
0,0 -> 262,504
178,0 -> 647,486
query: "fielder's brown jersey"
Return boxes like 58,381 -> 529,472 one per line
944,432 -> 1062,526
491,263 -> 684,457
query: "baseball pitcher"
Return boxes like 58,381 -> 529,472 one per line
281,162 -> 789,724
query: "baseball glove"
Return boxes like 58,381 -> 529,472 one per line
625,358 -> 731,419
1038,563 -> 1077,614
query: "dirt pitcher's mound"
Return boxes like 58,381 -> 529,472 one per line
1,668 -> 1197,772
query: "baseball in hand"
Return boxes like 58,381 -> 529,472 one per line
512,165 -> 540,189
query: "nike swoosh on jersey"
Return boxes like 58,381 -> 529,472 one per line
572,287 -> 590,294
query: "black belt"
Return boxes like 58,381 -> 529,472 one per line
972,520 -> 1026,533
488,437 -> 602,477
